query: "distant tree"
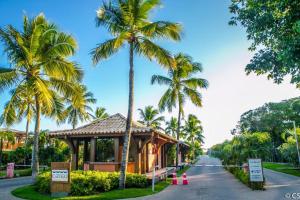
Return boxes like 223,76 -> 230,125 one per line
183,114 -> 204,160
138,106 -> 164,129
165,117 -> 178,138
229,0 -> 300,86
95,107 -> 109,120
0,130 -> 15,165
91,0 -> 182,189
152,53 -> 208,168
61,85 -> 96,129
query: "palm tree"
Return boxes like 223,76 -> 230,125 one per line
151,53 -> 208,168
138,106 -> 164,129
91,0 -> 182,188
0,14 -> 82,178
95,107 -> 109,119
165,117 -> 178,138
183,114 -> 204,160
0,85 -> 35,143
61,85 -> 96,129
0,129 -> 15,165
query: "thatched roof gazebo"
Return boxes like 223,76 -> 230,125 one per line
49,113 -> 188,174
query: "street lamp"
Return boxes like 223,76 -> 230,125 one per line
283,120 -> 300,165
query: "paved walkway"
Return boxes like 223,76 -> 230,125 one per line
130,156 -> 300,200
0,176 -> 33,200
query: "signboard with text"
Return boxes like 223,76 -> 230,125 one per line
52,170 -> 69,182
248,159 -> 263,182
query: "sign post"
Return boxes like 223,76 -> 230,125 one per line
51,162 -> 71,197
248,158 -> 264,189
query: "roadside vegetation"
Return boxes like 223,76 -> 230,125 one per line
263,162 -> 300,177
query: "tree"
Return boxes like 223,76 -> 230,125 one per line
61,85 -> 96,129
0,14 -> 82,178
165,117 -> 178,138
0,130 -> 15,165
1,85 -> 35,143
229,0 -> 300,86
151,53 -> 208,168
138,106 -> 164,129
91,0 -> 182,189
183,114 -> 204,160
95,107 -> 109,119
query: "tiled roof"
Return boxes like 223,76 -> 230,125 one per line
49,113 -> 153,137
0,128 -> 26,135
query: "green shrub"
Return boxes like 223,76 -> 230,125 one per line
14,168 -> 32,177
225,167 -> 264,190
35,171 -> 51,194
35,170 -> 148,196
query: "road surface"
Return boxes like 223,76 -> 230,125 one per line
0,176 -> 33,200
132,155 -> 300,200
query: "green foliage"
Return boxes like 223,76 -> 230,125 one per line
138,106 -> 164,129
95,107 -> 109,120
229,0 -> 300,86
226,167 -> 264,190
35,171 -> 148,196
263,162 -> 300,177
211,132 -> 272,165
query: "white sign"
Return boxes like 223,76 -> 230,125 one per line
248,159 -> 263,182
52,170 -> 69,182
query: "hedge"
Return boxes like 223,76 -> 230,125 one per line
225,167 -> 264,190
35,171 -> 148,196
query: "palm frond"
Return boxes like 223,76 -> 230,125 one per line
141,21 -> 182,41
151,74 -> 172,85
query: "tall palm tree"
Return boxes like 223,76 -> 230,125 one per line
95,107 -> 109,119
91,0 -> 182,188
61,85 -> 96,129
165,117 -> 178,138
151,53 -> 208,168
0,14 -> 82,178
183,114 -> 205,160
138,105 -> 164,129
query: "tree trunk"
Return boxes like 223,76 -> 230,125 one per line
176,102 -> 181,169
0,139 -> 3,166
32,95 -> 41,179
119,42 -> 134,189
25,116 -> 30,145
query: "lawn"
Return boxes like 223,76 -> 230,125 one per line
0,168 -> 32,178
12,181 -> 170,200
177,165 -> 190,177
263,162 -> 300,177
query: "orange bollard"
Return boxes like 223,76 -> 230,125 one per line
182,172 -> 189,185
172,171 -> 178,185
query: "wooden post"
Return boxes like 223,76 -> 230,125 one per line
51,162 -> 71,197
90,138 -> 96,162
134,138 -> 142,174
114,138 -> 119,162
83,139 -> 88,162
71,139 -> 79,170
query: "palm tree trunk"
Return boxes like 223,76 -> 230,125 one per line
119,42 -> 134,189
25,116 -> 30,144
0,139 -> 3,166
176,103 -> 181,169
32,95 -> 41,179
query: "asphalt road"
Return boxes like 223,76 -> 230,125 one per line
0,176 -> 33,200
132,155 -> 300,200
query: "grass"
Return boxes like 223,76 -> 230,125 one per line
263,162 -> 300,177
12,181 -> 170,200
0,168 -> 32,178
177,165 -> 190,177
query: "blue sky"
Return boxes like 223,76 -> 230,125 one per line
1,0 -> 299,148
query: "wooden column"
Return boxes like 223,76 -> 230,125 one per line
114,138 -> 119,162
83,140 -> 89,162
134,138 -> 142,174
90,138 -> 96,162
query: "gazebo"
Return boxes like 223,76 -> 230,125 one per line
49,113 -> 188,174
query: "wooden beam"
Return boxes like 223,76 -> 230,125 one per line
90,138 -> 96,162
114,137 -> 119,162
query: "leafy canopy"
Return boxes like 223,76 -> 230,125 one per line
229,0 -> 300,86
